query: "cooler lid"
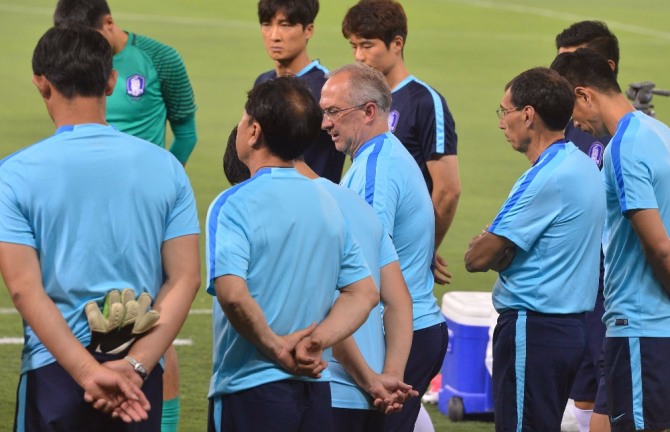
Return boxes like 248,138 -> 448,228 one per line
441,291 -> 496,326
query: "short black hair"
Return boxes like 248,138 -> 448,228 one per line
555,21 -> 619,76
257,0 -> 319,27
342,0 -> 408,48
244,76 -> 322,161
223,126 -> 251,185
550,48 -> 622,95
505,67 -> 574,131
32,25 -> 113,99
54,0 -> 111,29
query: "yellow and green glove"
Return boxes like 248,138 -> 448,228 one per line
85,288 -> 160,354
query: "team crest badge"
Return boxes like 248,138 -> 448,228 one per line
388,111 -> 400,132
589,142 -> 605,168
126,74 -> 146,98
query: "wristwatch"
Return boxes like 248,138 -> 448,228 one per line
124,355 -> 149,381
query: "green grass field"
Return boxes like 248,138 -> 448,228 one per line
0,0 -> 669,430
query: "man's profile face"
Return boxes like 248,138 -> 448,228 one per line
261,11 -> 313,66
348,34 -> 397,78
498,89 -> 528,154
320,73 -> 365,156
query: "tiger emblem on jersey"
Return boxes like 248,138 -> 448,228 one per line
126,74 -> 146,98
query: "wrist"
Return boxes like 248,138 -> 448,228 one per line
124,355 -> 149,381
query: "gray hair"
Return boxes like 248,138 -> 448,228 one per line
326,62 -> 392,115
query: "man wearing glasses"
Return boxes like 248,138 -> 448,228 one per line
465,67 -> 605,432
320,62 -> 448,432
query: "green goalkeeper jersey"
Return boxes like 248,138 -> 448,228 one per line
107,32 -> 196,155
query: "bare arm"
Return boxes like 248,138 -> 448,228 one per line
427,155 -> 461,248
464,230 -> 516,273
120,235 -> 200,371
629,208 -> 670,295
378,261 -> 413,380
214,274 -> 319,376
0,242 -> 149,422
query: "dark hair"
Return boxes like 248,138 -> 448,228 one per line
555,21 -> 619,76
244,76 -> 322,161
505,67 -> 574,131
54,0 -> 110,29
257,0 -> 319,27
550,49 -> 622,95
223,126 -> 251,185
342,0 -> 407,48
32,25 -> 113,99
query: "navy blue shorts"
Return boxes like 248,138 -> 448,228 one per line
570,290 -> 606,402
593,338 -> 608,414
493,310 -> 586,432
605,337 -> 670,431
332,407 -> 384,432
207,380 -> 332,432
384,321 -> 448,432
13,352 -> 163,432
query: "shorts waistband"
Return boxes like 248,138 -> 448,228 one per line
501,309 -> 585,319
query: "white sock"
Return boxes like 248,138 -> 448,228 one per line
413,404 -> 435,432
572,406 -> 593,432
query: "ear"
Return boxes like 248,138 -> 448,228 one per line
32,75 -> 51,99
248,120 -> 262,148
362,101 -> 377,122
607,60 -> 616,73
105,70 -> 118,96
304,23 -> 314,40
391,35 -> 404,55
574,86 -> 590,104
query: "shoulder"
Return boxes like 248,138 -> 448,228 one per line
254,70 -> 276,87
131,33 -> 184,66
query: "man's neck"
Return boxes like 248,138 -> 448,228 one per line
111,29 -> 129,55
601,93 -> 636,135
51,96 -> 108,128
385,61 -> 410,91
246,153 -> 293,176
274,52 -> 311,77
526,131 -> 566,164
349,123 -> 389,158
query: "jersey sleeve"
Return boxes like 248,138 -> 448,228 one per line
164,162 -> 200,241
0,165 -> 35,248
488,171 -> 561,252
378,231 -> 398,269
415,88 -> 457,158
610,134 -> 658,214
206,195 -> 251,295
142,38 -> 197,123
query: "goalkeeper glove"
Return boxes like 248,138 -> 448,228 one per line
85,288 -> 160,354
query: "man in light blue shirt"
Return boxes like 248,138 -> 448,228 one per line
553,49 -> 670,432
465,67 -> 605,431
0,26 -> 200,431
320,62 -> 448,432
206,76 -> 378,432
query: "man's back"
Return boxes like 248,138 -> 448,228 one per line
206,167 -> 369,396
602,111 -> 670,337
314,177 -> 397,409
0,123 -> 199,373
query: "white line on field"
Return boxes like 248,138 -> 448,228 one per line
0,337 -> 193,346
436,0 -> 670,41
0,4 -> 257,30
0,308 -> 212,315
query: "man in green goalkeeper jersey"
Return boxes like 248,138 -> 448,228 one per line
54,0 -> 198,166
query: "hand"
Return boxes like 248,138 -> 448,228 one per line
85,289 -> 160,354
490,246 -> 516,272
81,363 -> 150,423
368,373 -> 419,414
294,335 -> 328,378
270,323 -> 326,378
432,253 -> 452,285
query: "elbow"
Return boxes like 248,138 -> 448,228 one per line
464,253 -> 487,273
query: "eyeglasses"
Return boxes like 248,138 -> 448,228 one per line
496,106 -> 521,119
321,103 -> 368,121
